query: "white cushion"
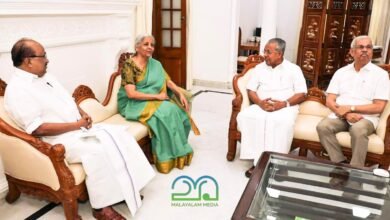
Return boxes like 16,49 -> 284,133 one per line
376,101 -> 390,140
335,132 -> 384,154
0,98 -> 22,131
104,75 -> 121,115
68,163 -> 86,186
102,114 -> 148,141
237,68 -> 256,112
79,98 -> 116,123
293,114 -> 323,142
298,100 -> 332,117
293,110 -> 384,155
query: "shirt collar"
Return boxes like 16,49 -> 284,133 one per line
14,68 -> 40,82
349,61 -> 374,73
266,59 -> 287,70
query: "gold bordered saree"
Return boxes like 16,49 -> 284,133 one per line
117,57 -> 199,173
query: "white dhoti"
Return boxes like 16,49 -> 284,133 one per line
237,105 -> 299,166
47,124 -> 155,216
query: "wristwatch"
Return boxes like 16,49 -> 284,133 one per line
350,106 -> 356,112
285,100 -> 290,107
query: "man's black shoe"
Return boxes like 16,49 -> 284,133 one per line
245,166 -> 255,178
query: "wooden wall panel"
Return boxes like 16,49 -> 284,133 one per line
297,0 -> 372,88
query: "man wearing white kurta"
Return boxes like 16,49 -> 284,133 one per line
237,38 -> 307,178
4,38 -> 155,219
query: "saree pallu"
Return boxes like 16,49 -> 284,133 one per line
118,57 -> 198,173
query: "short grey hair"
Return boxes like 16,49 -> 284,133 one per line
350,35 -> 371,48
267,38 -> 286,54
134,34 -> 155,50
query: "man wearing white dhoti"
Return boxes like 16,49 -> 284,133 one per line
4,38 -> 155,219
237,38 -> 307,178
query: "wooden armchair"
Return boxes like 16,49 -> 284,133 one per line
0,79 -> 88,219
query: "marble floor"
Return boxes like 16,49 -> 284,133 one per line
0,86 -> 254,220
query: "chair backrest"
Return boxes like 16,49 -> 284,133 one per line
0,79 -> 60,190
244,54 -> 264,70
102,52 -> 133,109
0,80 -> 21,129
234,55 -> 265,111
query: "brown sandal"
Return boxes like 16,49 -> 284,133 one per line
92,207 -> 126,220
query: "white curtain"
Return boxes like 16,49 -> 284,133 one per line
136,0 -> 153,36
368,0 -> 390,63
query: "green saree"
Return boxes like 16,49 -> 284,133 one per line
117,57 -> 198,173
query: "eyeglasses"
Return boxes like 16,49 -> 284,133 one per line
28,54 -> 47,59
353,45 -> 373,50
263,49 -> 278,55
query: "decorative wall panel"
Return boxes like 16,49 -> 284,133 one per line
297,0 -> 372,88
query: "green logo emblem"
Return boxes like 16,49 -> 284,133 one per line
171,175 -> 219,201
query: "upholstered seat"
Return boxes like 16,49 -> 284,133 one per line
0,79 -> 88,220
227,63 -> 390,169
294,99 -> 388,155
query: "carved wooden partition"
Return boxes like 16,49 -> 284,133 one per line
297,0 -> 372,88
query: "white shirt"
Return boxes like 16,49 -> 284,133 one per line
327,62 -> 390,127
4,68 -> 81,142
246,59 -> 307,101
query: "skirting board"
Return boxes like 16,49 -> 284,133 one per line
193,79 -> 232,89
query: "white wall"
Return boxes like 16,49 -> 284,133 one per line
0,0 -> 140,100
189,0 -> 238,87
238,0 -> 303,63
239,0 -> 260,44
275,0 -> 304,62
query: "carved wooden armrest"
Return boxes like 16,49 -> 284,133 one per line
0,117 -> 75,186
305,87 -> 326,105
0,118 -> 54,156
72,85 -> 98,105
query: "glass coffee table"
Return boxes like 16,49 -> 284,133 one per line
232,152 -> 390,220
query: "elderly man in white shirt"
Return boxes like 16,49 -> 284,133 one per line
4,38 -> 155,219
316,35 -> 389,168
237,38 -> 307,178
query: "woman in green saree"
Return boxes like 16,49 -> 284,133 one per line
117,34 -> 199,174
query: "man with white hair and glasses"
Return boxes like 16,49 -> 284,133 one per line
317,35 -> 389,168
